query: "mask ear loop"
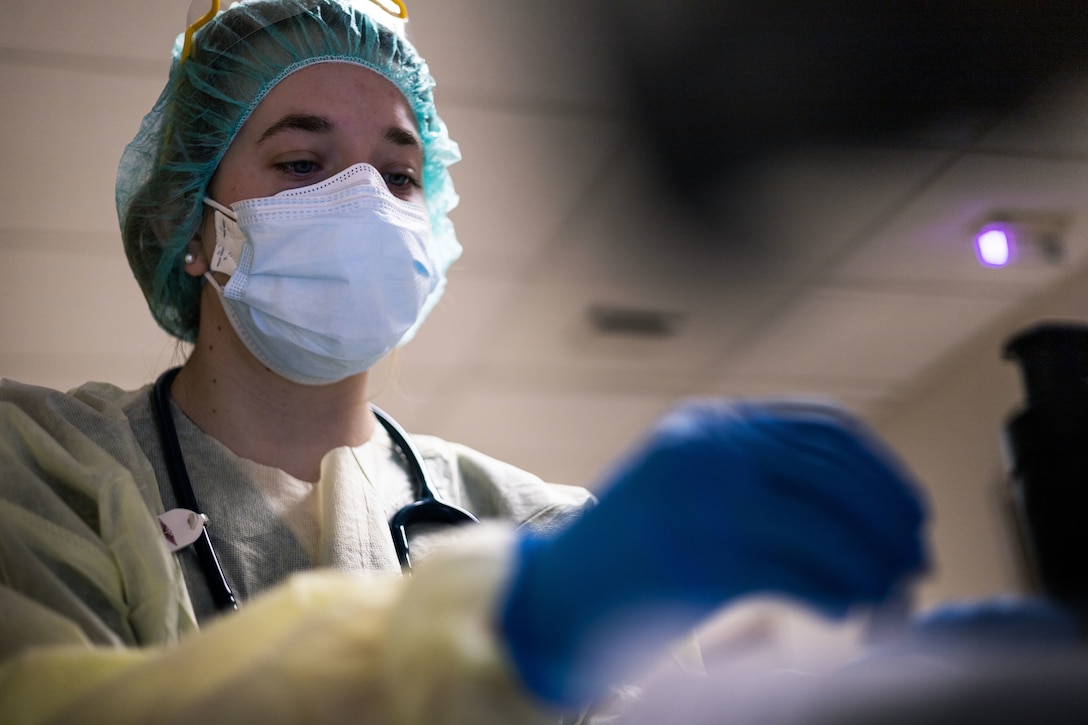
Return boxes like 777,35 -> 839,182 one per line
181,0 -> 221,64
203,198 -> 243,277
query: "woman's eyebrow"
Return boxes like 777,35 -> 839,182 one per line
384,126 -> 422,150
257,114 -> 334,144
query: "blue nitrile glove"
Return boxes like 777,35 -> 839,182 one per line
499,399 -> 928,708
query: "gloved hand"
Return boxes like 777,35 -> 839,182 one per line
499,399 -> 928,707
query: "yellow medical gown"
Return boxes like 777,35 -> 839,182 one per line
0,378 -> 601,724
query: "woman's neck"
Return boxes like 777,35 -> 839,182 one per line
169,298 -> 375,482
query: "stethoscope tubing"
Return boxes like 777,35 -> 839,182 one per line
151,367 -> 478,612
152,367 -> 239,611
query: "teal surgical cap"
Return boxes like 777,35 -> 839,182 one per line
116,0 -> 461,343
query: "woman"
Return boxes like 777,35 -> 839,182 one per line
0,2 -> 928,723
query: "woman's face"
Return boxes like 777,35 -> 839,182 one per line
208,61 -> 425,210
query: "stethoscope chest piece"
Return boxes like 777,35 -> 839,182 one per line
158,508 -> 210,553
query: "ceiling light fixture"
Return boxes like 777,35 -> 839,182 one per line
975,223 -> 1014,267
973,213 -> 1068,270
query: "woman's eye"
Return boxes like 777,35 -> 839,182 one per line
276,160 -> 320,176
384,171 -> 420,190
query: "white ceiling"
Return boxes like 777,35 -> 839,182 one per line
3,1 -> 1088,489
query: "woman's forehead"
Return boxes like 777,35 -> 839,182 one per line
248,61 -> 415,129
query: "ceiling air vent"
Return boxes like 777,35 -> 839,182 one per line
587,304 -> 684,339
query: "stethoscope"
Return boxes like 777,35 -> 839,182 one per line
151,367 -> 479,612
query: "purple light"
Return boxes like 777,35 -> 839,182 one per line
975,226 -> 1014,267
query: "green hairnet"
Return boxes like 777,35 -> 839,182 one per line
117,0 -> 461,343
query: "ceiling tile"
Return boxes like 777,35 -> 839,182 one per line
467,274 -> 761,378
415,384 -> 676,488
734,148 -> 957,280
439,104 -> 622,270
409,0 -> 614,106
526,147 -> 957,312
830,154 -> 1088,290
976,72 -> 1088,157
721,286 -> 1016,388
696,375 -> 897,422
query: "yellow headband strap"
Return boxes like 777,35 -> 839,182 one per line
180,0 -> 221,64
372,0 -> 408,19
179,0 -> 408,65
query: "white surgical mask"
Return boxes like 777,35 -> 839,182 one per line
203,163 -> 438,385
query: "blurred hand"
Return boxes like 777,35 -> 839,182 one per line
500,399 -> 929,706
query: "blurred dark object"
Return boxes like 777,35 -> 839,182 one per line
605,1 -> 1088,214
1004,322 -> 1088,613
